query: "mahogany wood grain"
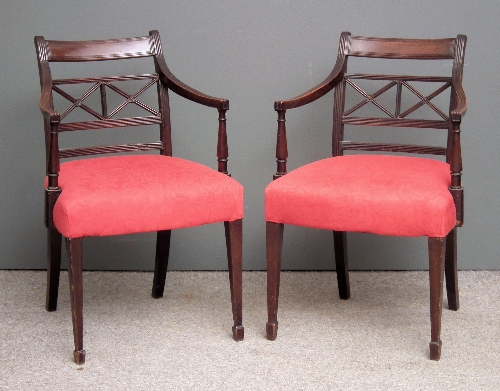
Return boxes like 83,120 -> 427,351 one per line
445,227 -> 459,311
266,221 -> 284,340
333,231 -> 350,300
66,238 -> 85,365
217,109 -> 229,175
273,111 -> 288,179
46,228 -> 62,312
428,237 -> 446,360
348,37 -> 455,59
152,230 -> 172,299
225,219 -> 244,341
268,32 -> 467,361
35,30 -> 242,364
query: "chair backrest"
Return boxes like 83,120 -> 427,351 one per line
332,33 -> 466,160
35,32 -> 174,169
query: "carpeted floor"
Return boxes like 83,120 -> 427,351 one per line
0,270 -> 499,390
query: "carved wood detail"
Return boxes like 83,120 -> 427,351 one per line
35,31 -> 240,364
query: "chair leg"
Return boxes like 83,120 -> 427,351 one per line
46,228 -> 62,312
152,230 -> 172,298
66,237 -> 85,365
333,230 -> 350,300
266,221 -> 284,341
445,227 -> 459,311
224,219 -> 244,341
428,237 -> 446,361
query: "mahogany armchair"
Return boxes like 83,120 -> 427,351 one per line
265,32 -> 467,360
35,31 -> 244,364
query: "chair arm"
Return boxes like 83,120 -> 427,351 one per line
156,57 -> 229,111
274,56 -> 346,111
38,71 -> 60,124
450,80 -> 467,123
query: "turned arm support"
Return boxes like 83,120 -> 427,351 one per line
448,64 -> 467,226
272,54 -> 346,178
448,33 -> 467,226
156,64 -> 230,174
448,112 -> 465,226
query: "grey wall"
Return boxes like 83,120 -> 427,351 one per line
1,1 -> 499,271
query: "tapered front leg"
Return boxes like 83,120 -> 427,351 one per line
266,222 -> 284,340
46,228 -> 62,311
445,227 -> 459,311
428,237 -> 446,361
224,219 -> 244,341
152,230 -> 172,298
333,230 -> 350,300
66,237 -> 85,365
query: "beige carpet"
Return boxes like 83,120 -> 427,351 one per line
1,270 -> 499,390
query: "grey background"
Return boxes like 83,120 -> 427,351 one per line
1,1 -> 498,271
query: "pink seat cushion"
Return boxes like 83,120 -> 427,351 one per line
265,155 -> 456,238
51,155 -> 243,238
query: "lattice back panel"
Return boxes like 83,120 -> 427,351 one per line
336,73 -> 453,157
51,73 -> 167,158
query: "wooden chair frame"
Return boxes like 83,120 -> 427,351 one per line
35,31 -> 243,364
267,32 -> 467,360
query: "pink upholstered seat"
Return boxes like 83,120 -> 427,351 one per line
265,155 -> 455,238
53,155 -> 244,238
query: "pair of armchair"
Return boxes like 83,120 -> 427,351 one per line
34,31 -> 467,364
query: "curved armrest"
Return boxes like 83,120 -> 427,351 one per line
274,55 -> 346,111
156,56 -> 229,111
39,85 -> 60,124
38,61 -> 60,123
450,80 -> 467,123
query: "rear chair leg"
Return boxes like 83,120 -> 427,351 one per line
46,228 -> 62,311
66,237 -> 85,365
428,237 -> 446,361
225,219 -> 244,341
445,227 -> 459,311
333,231 -> 350,300
266,222 -> 284,340
152,230 -> 172,298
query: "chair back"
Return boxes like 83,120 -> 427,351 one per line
34,31 -> 172,175
332,33 -> 466,159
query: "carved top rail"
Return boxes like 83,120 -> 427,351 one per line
347,36 -> 455,59
39,36 -> 153,62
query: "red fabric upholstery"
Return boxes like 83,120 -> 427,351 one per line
51,155 -> 243,238
265,155 -> 456,238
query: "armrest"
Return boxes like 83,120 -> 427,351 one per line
155,56 -> 229,111
39,85 -> 60,124
450,80 -> 467,123
274,55 -> 346,111
38,61 -> 60,123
